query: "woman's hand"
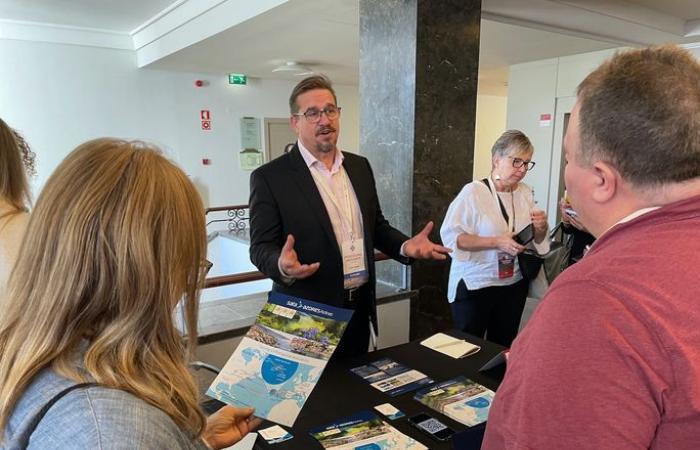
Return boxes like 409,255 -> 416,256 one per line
559,199 -> 572,225
560,199 -> 587,232
531,209 -> 548,242
494,233 -> 525,256
202,406 -> 263,450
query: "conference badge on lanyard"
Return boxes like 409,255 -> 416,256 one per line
342,238 -> 367,288
487,177 -> 515,279
497,252 -> 515,279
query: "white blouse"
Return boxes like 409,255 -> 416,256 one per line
440,178 -> 549,301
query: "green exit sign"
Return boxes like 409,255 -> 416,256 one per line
228,73 -> 247,85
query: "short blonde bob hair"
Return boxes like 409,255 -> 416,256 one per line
0,139 -> 207,438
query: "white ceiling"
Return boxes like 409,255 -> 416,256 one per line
570,0 -> 700,21
1,0 -> 699,96
0,0 -> 174,32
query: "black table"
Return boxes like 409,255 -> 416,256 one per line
254,331 -> 506,449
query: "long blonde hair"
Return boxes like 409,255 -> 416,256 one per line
0,139 -> 207,437
0,118 -> 31,216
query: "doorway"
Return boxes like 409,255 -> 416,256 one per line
264,118 -> 297,162
547,96 -> 576,225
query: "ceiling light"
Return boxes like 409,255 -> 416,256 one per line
272,61 -> 314,76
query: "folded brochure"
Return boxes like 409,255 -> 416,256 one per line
310,410 -> 427,449
414,376 -> 495,427
350,357 -> 434,396
207,292 -> 353,427
420,332 -> 481,358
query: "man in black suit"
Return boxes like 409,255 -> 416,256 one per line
249,75 -> 450,357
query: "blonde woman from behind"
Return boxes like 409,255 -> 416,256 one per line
0,119 -> 33,298
0,139 -> 260,449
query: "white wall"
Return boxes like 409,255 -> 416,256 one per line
203,236 -> 272,302
506,58 -> 558,213
506,45 -> 700,224
473,94 -> 507,180
0,39 -> 359,208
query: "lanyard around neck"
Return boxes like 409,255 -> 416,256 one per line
483,177 -> 515,232
310,165 -> 356,238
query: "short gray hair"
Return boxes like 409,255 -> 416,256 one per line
577,45 -> 700,186
491,130 -> 533,158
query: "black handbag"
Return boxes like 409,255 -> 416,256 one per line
543,223 -> 574,283
518,250 -> 543,280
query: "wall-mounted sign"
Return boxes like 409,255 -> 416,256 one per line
229,73 -> 248,85
539,113 -> 552,127
201,109 -> 212,131
240,117 -> 261,149
239,149 -> 263,171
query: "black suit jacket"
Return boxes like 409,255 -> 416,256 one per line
249,145 -> 410,331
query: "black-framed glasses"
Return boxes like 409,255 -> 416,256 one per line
293,106 -> 341,123
509,156 -> 536,171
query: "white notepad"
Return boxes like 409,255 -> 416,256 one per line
420,333 -> 481,359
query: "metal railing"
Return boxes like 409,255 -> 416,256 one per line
206,204 -> 249,234
204,205 -> 390,288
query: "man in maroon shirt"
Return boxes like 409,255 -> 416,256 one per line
483,45 -> 700,449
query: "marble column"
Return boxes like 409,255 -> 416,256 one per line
360,0 -> 481,339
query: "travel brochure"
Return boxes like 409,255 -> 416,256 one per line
350,357 -> 434,396
207,292 -> 353,427
414,376 -> 495,427
310,410 -> 427,449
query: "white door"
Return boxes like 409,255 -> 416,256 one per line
264,118 -> 297,162
546,96 -> 577,225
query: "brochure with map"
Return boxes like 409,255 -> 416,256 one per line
350,358 -> 434,396
310,410 -> 427,449
413,376 -> 495,427
207,292 -> 353,427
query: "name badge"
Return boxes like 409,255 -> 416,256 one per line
497,251 -> 515,279
342,239 -> 368,287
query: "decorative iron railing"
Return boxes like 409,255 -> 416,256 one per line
205,204 -> 249,234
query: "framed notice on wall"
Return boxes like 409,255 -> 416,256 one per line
240,117 -> 261,150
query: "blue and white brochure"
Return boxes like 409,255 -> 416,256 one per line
350,357 -> 434,397
207,292 -> 353,427
414,376 -> 495,427
310,410 -> 427,449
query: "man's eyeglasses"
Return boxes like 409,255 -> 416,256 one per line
293,106 -> 341,123
509,156 -> 536,171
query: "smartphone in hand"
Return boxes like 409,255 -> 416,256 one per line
514,223 -> 535,245
564,207 -> 578,218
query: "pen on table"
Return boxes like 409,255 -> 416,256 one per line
432,340 -> 466,349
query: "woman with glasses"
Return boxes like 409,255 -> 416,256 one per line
0,139 -> 260,449
0,118 -> 34,300
440,130 -> 548,347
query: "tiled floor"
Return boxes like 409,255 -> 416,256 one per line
198,294 -> 267,336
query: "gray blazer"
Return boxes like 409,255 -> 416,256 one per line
2,367 -> 209,449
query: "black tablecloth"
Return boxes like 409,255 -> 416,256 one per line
254,330 -> 506,450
